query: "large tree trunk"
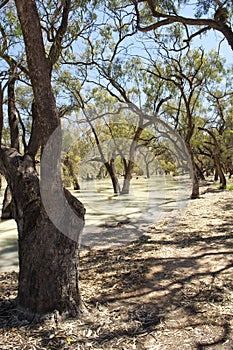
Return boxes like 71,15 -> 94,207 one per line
9,0 -> 85,317
0,148 -> 85,316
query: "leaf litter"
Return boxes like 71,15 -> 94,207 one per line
0,184 -> 233,349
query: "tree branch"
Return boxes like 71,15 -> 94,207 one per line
48,0 -> 71,66
134,1 -> 233,51
0,0 -> 9,10
183,26 -> 212,44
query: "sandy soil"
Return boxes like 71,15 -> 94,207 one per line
0,185 -> 233,349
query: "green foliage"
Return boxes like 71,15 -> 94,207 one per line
158,159 -> 178,175
1,0 -> 232,189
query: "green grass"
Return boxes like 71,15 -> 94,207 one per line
226,184 -> 233,191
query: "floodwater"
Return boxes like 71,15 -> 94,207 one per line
0,175 -> 192,272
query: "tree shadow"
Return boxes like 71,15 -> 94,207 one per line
0,193 -> 233,349
77,197 -> 233,348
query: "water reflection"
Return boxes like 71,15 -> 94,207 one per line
78,175 -> 191,248
0,175 -> 192,271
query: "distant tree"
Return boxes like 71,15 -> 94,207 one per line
144,46 -> 223,197
197,74 -> 233,186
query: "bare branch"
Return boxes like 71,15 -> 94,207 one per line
183,26 -> 212,44
0,0 -> 9,10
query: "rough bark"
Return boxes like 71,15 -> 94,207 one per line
9,0 -> 86,316
27,102 -> 41,158
0,148 -> 85,316
1,185 -> 13,219
14,0 -> 58,148
8,76 -> 19,151
3,76 -> 20,219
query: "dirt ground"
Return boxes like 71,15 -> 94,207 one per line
0,184 -> 233,349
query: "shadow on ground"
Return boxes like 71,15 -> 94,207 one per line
0,191 -> 233,349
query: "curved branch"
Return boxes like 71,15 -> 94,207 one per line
134,1 -> 233,51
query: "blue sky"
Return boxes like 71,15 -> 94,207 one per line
191,29 -> 233,65
180,4 -> 233,65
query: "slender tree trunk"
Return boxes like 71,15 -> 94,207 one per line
0,86 -> 3,191
213,151 -> 226,189
83,111 -> 120,193
199,127 -> 226,189
121,126 -> 143,194
73,175 -> 81,190
121,159 -> 134,194
105,159 -> 121,194
214,168 -> 219,181
186,142 -> 199,199
97,165 -> 105,179
2,76 -> 20,219
195,162 -> 205,180
228,167 -> 233,179
0,83 -> 3,144
8,76 -> 19,151
64,156 -> 80,190
146,163 -> 150,178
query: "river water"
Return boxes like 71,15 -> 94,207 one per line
0,175 -> 192,272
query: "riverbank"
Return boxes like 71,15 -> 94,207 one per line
0,186 -> 233,349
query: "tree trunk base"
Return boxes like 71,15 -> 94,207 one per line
0,149 -> 85,317
5,299 -> 89,325
190,193 -> 200,199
